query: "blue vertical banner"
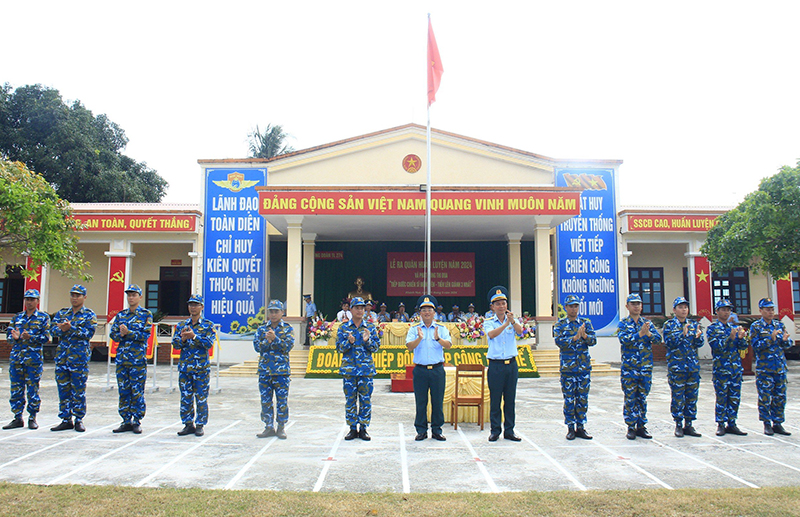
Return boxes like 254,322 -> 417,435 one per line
203,168 -> 267,339
555,168 -> 619,335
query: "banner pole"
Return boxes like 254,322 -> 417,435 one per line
426,104 -> 432,293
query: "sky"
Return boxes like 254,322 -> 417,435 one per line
5,1 -> 800,208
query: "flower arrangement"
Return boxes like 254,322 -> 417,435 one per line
459,316 -> 485,341
516,319 -> 537,340
308,317 -> 334,341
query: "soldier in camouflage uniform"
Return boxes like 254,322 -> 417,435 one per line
750,298 -> 793,436
254,299 -> 293,439
554,295 -> 596,440
336,296 -> 380,441
3,289 -> 50,430
173,294 -> 215,437
618,293 -> 662,440
49,285 -> 97,433
706,298 -> 749,436
109,284 -> 153,434
662,296 -> 704,438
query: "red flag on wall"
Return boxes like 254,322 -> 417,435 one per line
427,17 -> 444,105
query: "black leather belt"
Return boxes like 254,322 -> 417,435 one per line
488,358 -> 516,365
416,362 -> 443,369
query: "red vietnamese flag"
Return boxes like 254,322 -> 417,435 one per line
427,16 -> 444,105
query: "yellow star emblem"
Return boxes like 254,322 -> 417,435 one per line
27,269 -> 40,281
696,270 -> 709,283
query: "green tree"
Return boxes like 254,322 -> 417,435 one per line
701,161 -> 800,279
0,83 -> 168,203
248,123 -> 295,158
0,159 -> 90,280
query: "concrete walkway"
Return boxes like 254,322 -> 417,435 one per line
0,360 -> 798,492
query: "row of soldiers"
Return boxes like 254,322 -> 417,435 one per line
555,293 -> 793,440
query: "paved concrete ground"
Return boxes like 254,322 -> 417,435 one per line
0,360 -> 799,493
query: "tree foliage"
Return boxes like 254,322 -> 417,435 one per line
701,161 -> 800,279
0,83 -> 168,203
248,123 -> 295,159
0,159 -> 90,280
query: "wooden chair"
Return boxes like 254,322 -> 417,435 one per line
450,363 -> 486,430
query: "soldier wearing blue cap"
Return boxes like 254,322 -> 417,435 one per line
377,303 -> 392,323
336,296 -> 381,440
173,295 -> 216,437
706,298 -> 748,436
447,305 -> 463,323
3,289 -> 50,430
618,293 -> 662,440
395,302 -> 410,323
435,304 -> 447,322
406,294 -> 452,441
553,295 -> 596,440
254,299 -> 294,439
663,297 -> 704,438
484,286 -> 524,442
49,285 -> 97,432
464,303 -> 478,320
750,298 -> 793,436
109,284 -> 153,434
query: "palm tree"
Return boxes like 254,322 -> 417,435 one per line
247,124 -> 295,159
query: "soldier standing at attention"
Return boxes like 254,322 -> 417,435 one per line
3,289 -> 50,430
618,293 -> 662,440
706,299 -> 748,436
662,297 -> 704,438
254,300 -> 293,439
50,285 -> 97,433
553,295 -> 596,440
109,284 -> 152,434
336,297 -> 380,440
484,286 -> 524,442
750,298 -> 793,436
173,295 -> 215,437
406,294 -> 452,441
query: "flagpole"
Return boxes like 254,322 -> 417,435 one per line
426,100 -> 432,294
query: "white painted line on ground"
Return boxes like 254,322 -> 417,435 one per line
224,421 -> 297,490
456,428 -> 500,493
135,420 -> 241,487
611,421 -> 757,489
715,430 -> 800,469
398,423 -> 410,494
590,440 -> 673,490
518,432 -> 588,491
0,422 -> 59,443
313,424 -> 348,493
48,422 -> 178,484
0,423 -> 116,472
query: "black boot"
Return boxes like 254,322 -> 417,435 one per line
28,416 -> 38,430
636,426 -> 652,439
359,426 -> 371,441
177,423 -> 196,436
566,425 -> 576,441
574,426 -> 592,440
764,422 -> 774,436
683,423 -> 701,437
2,417 -> 24,430
344,428 -> 359,440
772,424 -> 791,436
716,423 -> 726,436
276,424 -> 287,440
725,422 -> 747,436
113,422 -> 133,433
256,426 -> 276,438
194,425 -> 204,437
674,422 -> 684,438
51,419 -> 74,432
626,426 -> 636,440
74,420 -> 86,433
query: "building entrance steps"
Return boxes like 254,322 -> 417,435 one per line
530,349 -> 619,378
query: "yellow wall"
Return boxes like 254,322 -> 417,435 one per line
130,243 -> 194,286
628,242 -> 688,315
267,137 -> 554,186
46,243 -> 109,314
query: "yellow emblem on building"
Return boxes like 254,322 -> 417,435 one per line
213,172 -> 259,193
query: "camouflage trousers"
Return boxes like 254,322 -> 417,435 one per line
712,370 -> 742,424
620,368 -> 652,427
9,360 -> 43,417
560,371 -> 591,426
755,371 -> 787,424
343,375 -> 373,428
55,361 -> 89,421
179,368 -> 210,426
259,372 -> 290,428
116,363 -> 146,424
667,370 -> 700,423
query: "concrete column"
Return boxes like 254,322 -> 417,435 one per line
285,216 -> 304,318
507,233 -> 523,313
533,224 -> 556,348
302,233 -> 317,300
